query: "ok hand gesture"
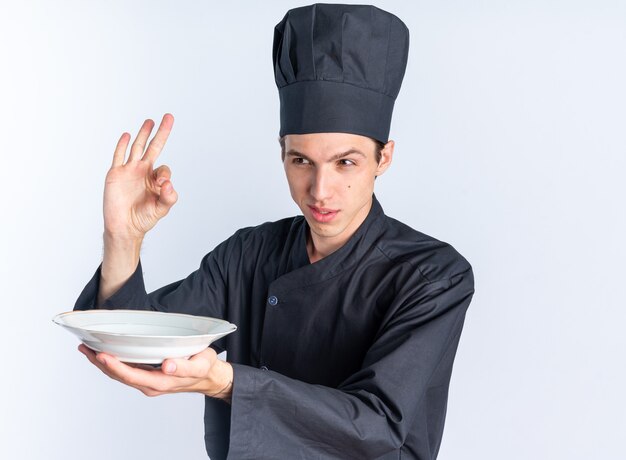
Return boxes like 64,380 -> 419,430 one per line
104,113 -> 178,241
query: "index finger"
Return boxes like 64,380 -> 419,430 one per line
142,113 -> 175,163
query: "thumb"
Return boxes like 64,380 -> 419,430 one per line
155,180 -> 178,217
162,348 -> 215,378
162,356 -> 208,379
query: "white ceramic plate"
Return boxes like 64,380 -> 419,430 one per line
53,310 -> 237,364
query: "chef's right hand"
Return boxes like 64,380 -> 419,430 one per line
103,113 -> 178,240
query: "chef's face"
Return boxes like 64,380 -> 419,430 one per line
282,132 -> 393,246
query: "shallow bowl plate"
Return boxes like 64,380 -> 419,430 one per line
53,310 -> 237,364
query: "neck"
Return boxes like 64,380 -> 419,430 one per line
306,233 -> 337,263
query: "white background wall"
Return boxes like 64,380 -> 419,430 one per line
1,1 -> 624,459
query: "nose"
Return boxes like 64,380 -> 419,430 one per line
310,167 -> 333,202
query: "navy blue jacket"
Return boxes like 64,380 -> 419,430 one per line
74,196 -> 474,459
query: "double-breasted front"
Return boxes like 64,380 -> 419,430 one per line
75,196 -> 474,459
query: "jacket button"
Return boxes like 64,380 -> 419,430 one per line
268,295 -> 278,306
260,365 -> 269,371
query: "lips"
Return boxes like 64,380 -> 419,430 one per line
307,205 -> 339,223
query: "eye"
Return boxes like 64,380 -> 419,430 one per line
292,157 -> 311,165
339,158 -> 356,167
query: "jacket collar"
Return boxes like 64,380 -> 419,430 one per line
276,194 -> 386,290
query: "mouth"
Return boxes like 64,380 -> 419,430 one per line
307,205 -> 339,223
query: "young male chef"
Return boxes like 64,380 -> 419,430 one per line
74,4 -> 475,459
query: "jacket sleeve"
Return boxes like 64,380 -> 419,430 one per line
73,236 -> 235,320
227,266 -> 475,460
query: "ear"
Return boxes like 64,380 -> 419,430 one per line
375,140 -> 394,177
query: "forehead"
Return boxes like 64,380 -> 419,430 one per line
284,132 -> 377,158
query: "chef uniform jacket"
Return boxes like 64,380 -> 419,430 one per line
74,195 -> 475,460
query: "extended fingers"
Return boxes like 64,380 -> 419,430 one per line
78,344 -> 170,393
143,113 -> 174,164
112,132 -> 131,168
98,353 -> 171,390
78,344 -> 126,384
128,118 -> 156,163
110,114 -> 173,168
77,343 -> 213,396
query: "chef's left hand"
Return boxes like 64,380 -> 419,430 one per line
78,344 -> 233,401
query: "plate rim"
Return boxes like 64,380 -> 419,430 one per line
52,309 -> 237,339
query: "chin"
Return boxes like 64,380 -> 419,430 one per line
309,222 -> 344,239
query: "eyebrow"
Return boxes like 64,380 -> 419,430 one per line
285,148 -> 367,162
